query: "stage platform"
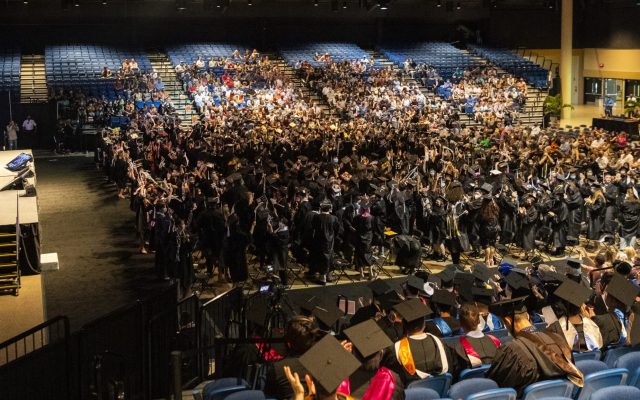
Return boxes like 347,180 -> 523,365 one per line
0,149 -> 39,226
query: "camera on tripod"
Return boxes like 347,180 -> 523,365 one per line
257,273 -> 286,305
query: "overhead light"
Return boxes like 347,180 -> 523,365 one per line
342,0 -> 347,8
23,1 -> 28,4
314,0 -> 319,5
176,0 -> 186,10
102,0 -> 107,4
248,0 -> 253,5
436,0 -> 441,7
378,0 -> 389,9
456,1 -> 461,9
74,0 -> 80,6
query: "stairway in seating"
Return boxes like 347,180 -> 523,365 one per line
147,52 -> 197,128
20,54 -> 48,103
268,52 -> 337,117
0,228 -> 19,296
366,49 -> 437,102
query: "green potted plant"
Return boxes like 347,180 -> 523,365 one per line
543,94 -> 573,121
624,98 -> 638,118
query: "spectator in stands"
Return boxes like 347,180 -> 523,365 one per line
101,65 -> 113,78
4,120 -> 18,150
130,58 -> 139,72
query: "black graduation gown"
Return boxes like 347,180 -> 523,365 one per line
486,331 -> 578,397
385,335 -> 464,385
566,189 -> 583,239
311,213 -> 341,274
549,200 -> 569,249
603,184 -> 619,234
223,214 -> 250,282
353,214 -> 374,268
154,211 -> 172,278
498,196 -> 518,244
377,317 -> 404,343
592,312 -> 623,348
518,205 -> 539,251
264,356 -> 309,400
371,197 -> 387,247
619,201 -> 640,242
268,227 -> 289,273
452,335 -> 500,368
586,198 -> 606,240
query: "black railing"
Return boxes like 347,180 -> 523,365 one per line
0,315 -> 69,366
0,316 -> 71,399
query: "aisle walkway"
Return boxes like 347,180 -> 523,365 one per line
37,154 -> 169,332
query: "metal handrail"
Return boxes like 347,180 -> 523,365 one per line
0,315 -> 69,368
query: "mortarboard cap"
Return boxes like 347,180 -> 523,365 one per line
472,263 -> 492,282
436,266 -> 457,285
300,296 -> 321,315
540,270 -> 567,284
431,289 -> 457,307
607,274 -> 640,308
427,274 -> 442,287
299,334 -> 361,394
454,272 -> 475,286
566,258 -> 586,269
489,296 -> 528,319
377,290 -> 403,311
406,275 -> 426,293
457,280 -> 474,302
503,272 -> 531,292
480,183 -> 493,193
392,298 -> 433,323
343,319 -> 393,359
472,287 -> 495,305
312,303 -> 343,329
554,280 -> 593,308
368,279 -> 392,297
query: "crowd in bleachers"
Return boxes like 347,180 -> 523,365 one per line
469,46 -> 550,90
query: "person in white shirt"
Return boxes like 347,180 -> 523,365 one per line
4,120 -> 18,150
21,116 -> 37,149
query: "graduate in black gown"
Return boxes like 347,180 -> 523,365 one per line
384,299 -> 465,385
353,202 -> 374,279
589,272 -> 634,348
452,303 -> 501,369
565,180 -> 583,240
618,187 -> 640,249
425,289 -> 462,337
486,298 -> 583,397
517,193 -> 539,258
585,183 -> 606,241
311,199 -> 342,284
602,171 -> 620,235
548,187 -> 569,255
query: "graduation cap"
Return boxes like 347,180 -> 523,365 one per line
368,279 -> 392,297
540,270 -> 567,284
226,172 -> 242,183
341,156 -> 351,165
606,274 -> 640,309
300,296 -> 321,315
343,319 -> 393,359
472,287 -> 495,305
453,272 -> 475,286
457,280 -> 475,303
299,334 -> 361,394
566,258 -> 586,269
377,290 -> 404,311
436,265 -> 457,286
406,275 -> 426,294
431,289 -> 457,309
480,183 -> 493,194
392,298 -> 433,323
427,274 -> 442,287
489,296 -> 529,335
472,263 -> 492,282
503,272 -> 531,293
554,280 -> 593,308
312,303 -> 343,330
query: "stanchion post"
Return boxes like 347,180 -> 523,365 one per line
172,351 -> 183,400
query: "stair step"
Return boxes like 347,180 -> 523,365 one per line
0,263 -> 17,268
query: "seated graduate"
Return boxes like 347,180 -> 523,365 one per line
264,316 -> 322,400
589,272 -> 639,348
486,297 -> 584,397
472,286 -> 505,332
451,302 -> 501,369
340,319 -> 405,400
425,289 -> 462,337
350,279 -> 404,342
546,279 -> 604,352
384,298 -> 465,385
295,334 -> 362,400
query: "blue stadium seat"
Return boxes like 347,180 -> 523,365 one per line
459,365 -> 491,380
522,379 -> 574,400
223,390 -> 265,400
575,360 -> 608,377
576,368 -> 629,400
613,351 -> 640,388
448,378 -> 498,400
573,350 -> 602,362
202,378 -> 249,400
590,385 -> 640,400
404,387 -> 440,400
603,346 -> 632,367
466,388 -> 517,400
407,373 -> 453,397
